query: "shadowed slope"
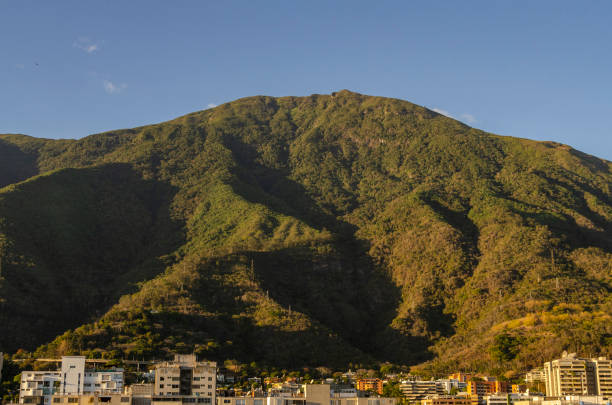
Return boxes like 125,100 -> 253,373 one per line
1,91 -> 611,373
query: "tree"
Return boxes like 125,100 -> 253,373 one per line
490,333 -> 520,363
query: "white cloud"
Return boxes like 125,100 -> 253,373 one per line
432,108 -> 454,119
461,113 -> 477,124
433,108 -> 477,125
103,80 -> 127,94
74,37 -> 100,54
15,63 -> 25,69
207,103 -> 217,108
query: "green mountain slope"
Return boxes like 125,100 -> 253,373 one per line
1,90 -> 611,373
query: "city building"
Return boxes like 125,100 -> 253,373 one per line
544,353 -> 612,397
466,381 -> 509,397
436,380 -> 467,394
51,393 -> 131,405
466,381 -> 509,405
399,381 -> 444,402
331,386 -> 359,398
152,354 -> 217,405
60,356 -> 124,395
19,357 -> 124,405
19,371 -> 61,405
125,384 -> 153,405
421,395 -> 472,405
483,394 -> 526,405
515,396 -> 611,405
448,375 -> 473,384
217,384 -> 396,405
342,371 -> 358,384
511,386 -> 526,394
524,370 -> 545,385
268,383 -> 301,397
356,379 -> 383,395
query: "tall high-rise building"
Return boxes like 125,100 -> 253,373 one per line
153,354 -> 216,405
544,353 -> 612,397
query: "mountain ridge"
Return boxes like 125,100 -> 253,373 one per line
0,90 -> 610,375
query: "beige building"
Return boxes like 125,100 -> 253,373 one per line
400,381 -> 444,402
51,393 -> 131,405
152,354 -> 216,405
125,384 -> 153,405
515,396 -> 610,405
544,353 -> 612,397
217,384 -> 397,405
421,395 -> 472,405
524,370 -> 545,385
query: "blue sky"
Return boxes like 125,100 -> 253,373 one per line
2,1 -> 611,159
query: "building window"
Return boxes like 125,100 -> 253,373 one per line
121,398 -> 130,403
254,400 -> 263,405
160,385 -> 164,388
68,398 -> 79,403
53,399 -> 62,403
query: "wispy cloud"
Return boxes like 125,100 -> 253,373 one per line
207,103 -> 217,108
15,63 -> 25,70
432,108 -> 454,119
460,113 -> 477,124
103,80 -> 127,94
74,37 -> 100,54
432,108 -> 477,125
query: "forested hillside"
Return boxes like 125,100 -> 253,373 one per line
1,90 -> 610,375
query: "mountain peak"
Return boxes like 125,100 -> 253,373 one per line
1,92 -> 611,373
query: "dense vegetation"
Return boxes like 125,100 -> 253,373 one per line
0,90 -> 610,376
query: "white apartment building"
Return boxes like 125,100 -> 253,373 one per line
60,356 -> 123,395
437,379 -> 468,394
399,380 -> 444,401
19,371 -> 61,405
20,357 -> 124,405
544,353 -> 612,398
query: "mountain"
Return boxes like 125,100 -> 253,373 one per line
0,90 -> 610,374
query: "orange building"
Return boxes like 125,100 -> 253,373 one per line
357,378 -> 383,395
467,381 -> 509,396
448,374 -> 473,383
511,384 -> 526,393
